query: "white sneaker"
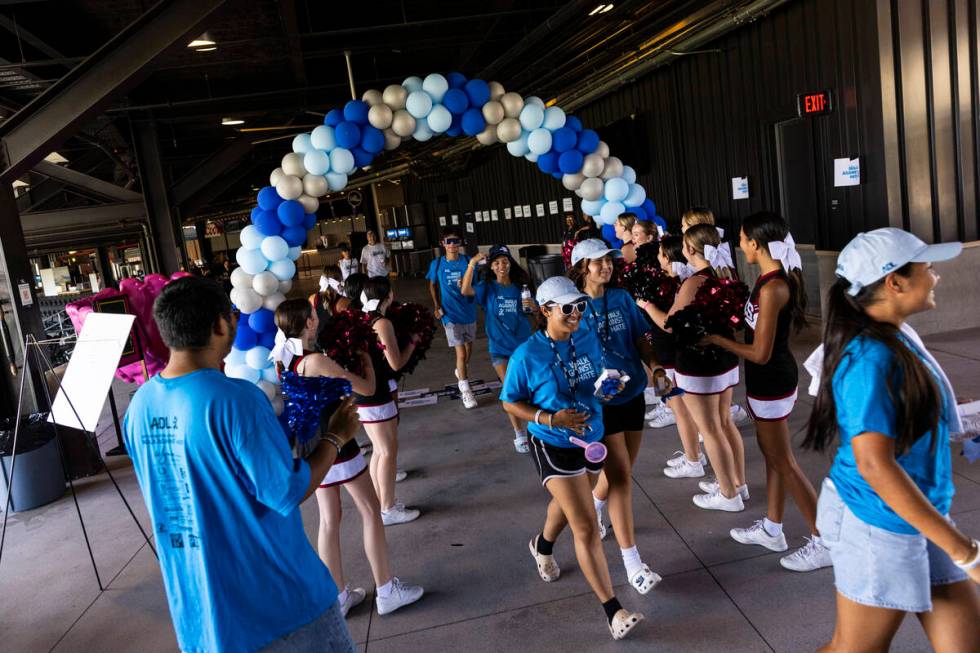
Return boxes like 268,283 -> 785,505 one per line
643,386 -> 659,405
666,450 -> 707,468
338,584 -> 366,617
376,577 -> 424,615
646,403 -> 676,428
395,469 -> 407,482
780,537 -> 833,572
730,519 -> 788,552
730,403 -> 751,425
628,564 -> 662,595
514,433 -> 530,454
596,504 -> 607,540
692,491 -> 745,512
699,479 -> 750,501
663,459 -> 705,478
382,502 -> 420,526
460,388 -> 478,409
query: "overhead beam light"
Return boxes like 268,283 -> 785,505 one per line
589,3 -> 614,15
221,117 -> 245,126
43,151 -> 68,164
188,32 -> 216,51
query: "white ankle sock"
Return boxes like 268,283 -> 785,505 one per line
458,378 -> 471,392
377,579 -> 394,598
514,428 -> 527,438
621,546 -> 643,577
762,518 -> 783,537
593,493 -> 606,513
338,587 -> 350,604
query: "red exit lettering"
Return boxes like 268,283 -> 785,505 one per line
805,94 -> 826,113
798,91 -> 831,116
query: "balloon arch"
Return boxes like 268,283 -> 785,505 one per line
223,72 -> 664,404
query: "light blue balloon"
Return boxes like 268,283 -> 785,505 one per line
622,165 -> 637,184
506,134 -> 529,157
402,76 -> 423,93
269,258 -> 296,281
330,148 -> 355,174
240,225 -> 262,250
525,152 -> 539,163
326,172 -> 348,191
426,104 -> 452,133
581,199 -> 604,216
604,177 -> 629,202
288,246 -> 302,261
303,149 -> 331,176
600,200 -> 626,225
413,120 -> 433,141
236,247 -> 268,275
226,364 -> 260,384
624,183 -> 646,207
292,133 -> 313,154
406,90 -> 433,119
527,128 -> 553,155
260,365 -> 278,383
260,235 -> 289,261
542,106 -> 566,130
524,96 -> 545,109
225,348 -> 247,367
310,125 -> 336,151
422,73 -> 449,103
519,104 -> 544,131
246,346 -> 272,370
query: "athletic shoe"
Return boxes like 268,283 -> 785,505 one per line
608,609 -> 644,640
666,450 -> 707,468
338,585 -> 366,617
382,503 -> 420,526
663,459 -> 705,478
376,577 -> 424,615
628,564 -> 662,595
780,537 -> 833,572
646,403 -> 676,428
692,491 -> 745,512
730,519 -> 788,552
643,386 -> 660,405
730,403 -> 751,425
460,388 -> 478,409
395,470 -> 408,482
699,479 -> 750,501
514,433 -> 530,454
528,535 -> 560,582
596,504 -> 608,540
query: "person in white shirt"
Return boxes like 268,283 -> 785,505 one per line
360,231 -> 389,278
338,243 -> 358,280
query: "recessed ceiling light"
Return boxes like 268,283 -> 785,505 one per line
221,117 -> 245,126
188,33 -> 216,50
194,46 -> 217,52
600,4 -> 614,13
44,151 -> 68,164
588,4 -> 606,15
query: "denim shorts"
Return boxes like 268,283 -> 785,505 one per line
816,478 -> 968,612
490,354 -> 510,367
258,601 -> 355,652
445,322 -> 476,347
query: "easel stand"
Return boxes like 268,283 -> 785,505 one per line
0,334 -> 156,591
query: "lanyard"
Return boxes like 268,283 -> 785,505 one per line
588,294 -> 611,368
545,333 -> 579,400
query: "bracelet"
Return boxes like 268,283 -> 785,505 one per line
534,409 -> 543,425
547,413 -> 554,429
954,539 -> 980,569
321,432 -> 344,455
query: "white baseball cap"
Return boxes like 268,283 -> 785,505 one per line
836,228 -> 962,296
571,238 -> 622,267
535,276 -> 588,306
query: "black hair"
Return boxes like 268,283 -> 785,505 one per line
481,253 -> 530,286
153,277 -> 232,350
741,211 -> 808,332
441,226 -> 462,240
659,235 -> 686,266
343,272 -> 368,310
803,268 -> 941,455
339,242 -> 350,253
362,276 -> 392,315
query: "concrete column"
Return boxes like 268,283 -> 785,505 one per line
131,120 -> 184,274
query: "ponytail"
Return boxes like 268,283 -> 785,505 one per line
741,211 -> 808,332
786,268 -> 809,333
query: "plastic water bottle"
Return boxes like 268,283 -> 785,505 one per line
521,285 -> 533,313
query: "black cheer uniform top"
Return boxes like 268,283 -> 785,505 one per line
674,268 -> 739,377
743,270 -> 798,398
353,314 -> 396,407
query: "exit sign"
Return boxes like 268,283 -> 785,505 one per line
797,90 -> 833,117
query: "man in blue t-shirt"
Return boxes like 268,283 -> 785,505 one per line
123,277 -> 360,653
426,227 -> 479,409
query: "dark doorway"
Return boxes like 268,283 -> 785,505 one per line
775,118 -> 819,245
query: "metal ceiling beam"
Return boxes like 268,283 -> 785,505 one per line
0,14 -> 66,62
172,135 -> 253,206
20,202 -> 145,232
0,0 -> 228,185
32,160 -> 142,203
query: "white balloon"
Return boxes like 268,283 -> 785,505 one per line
562,172 -> 585,191
276,175 -> 303,200
382,84 -> 408,110
582,153 -> 605,178
596,141 -> 610,158
368,103 -> 393,130
258,380 -> 277,401
383,128 -> 401,150
271,395 -> 284,415
260,235 -> 289,261
310,125 -> 336,151
262,291 -> 286,311
476,125 -> 498,145
239,225 -> 262,250
252,270 -> 279,296
601,156 -> 624,180
326,172 -> 348,192
281,152 -> 306,177
362,88 -> 383,106
303,174 -> 328,198
488,80 -> 506,100
580,177 -> 605,201
246,346 -> 271,370
421,73 -> 449,103
496,118 -> 522,143
270,258 -> 296,281
391,109 -> 416,137
298,194 -> 318,214
542,106 -> 566,130
230,267 -> 253,290
524,95 -> 545,109
622,165 -> 637,184
226,364 -> 260,384
500,92 -> 524,118
279,279 -> 293,294
269,167 -> 285,187
230,287 -> 262,313
481,101 -> 505,125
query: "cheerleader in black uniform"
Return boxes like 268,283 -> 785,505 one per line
639,225 -> 747,511
705,213 -> 830,571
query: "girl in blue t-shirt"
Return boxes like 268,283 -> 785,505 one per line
461,244 -> 536,453
803,228 -> 978,651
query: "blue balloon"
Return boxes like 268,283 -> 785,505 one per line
402,76 -> 423,93
537,151 -> 559,174
303,149 -> 330,176
413,120 -> 433,141
576,129 -> 600,154
253,210 -> 282,236
277,200 -> 305,227
250,206 -> 264,221
257,329 -> 276,350
446,114 -> 463,136
442,88 -> 469,115
282,225 -> 307,247
552,127 -> 577,152
330,148 -> 355,174
334,121 -> 361,149
248,309 -> 276,334
325,109 -> 344,126
558,149 -> 584,174
303,213 -> 317,230
406,90 -> 433,119
343,100 -> 370,125
601,223 -> 621,248
234,322 -> 257,349
464,79 -> 491,107
257,186 -> 283,211
527,128 -> 552,155
565,116 -> 583,132
447,72 -> 468,89
461,108 -> 486,136
552,171 -> 564,179
642,199 -> 656,217
653,215 -> 667,230
426,104 -> 453,133
631,206 -> 647,221
352,147 -> 373,168
360,125 -> 385,154
292,133 -> 313,154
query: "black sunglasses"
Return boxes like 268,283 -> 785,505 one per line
443,237 -> 462,245
546,300 -> 587,315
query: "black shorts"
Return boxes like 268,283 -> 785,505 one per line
529,436 -> 604,487
601,392 -> 646,434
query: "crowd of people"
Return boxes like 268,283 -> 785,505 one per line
121,208 -> 979,651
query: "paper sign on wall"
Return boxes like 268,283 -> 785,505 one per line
476,211 -> 483,222
451,214 -> 459,225
439,216 -> 447,226
548,201 -> 558,215
466,222 -> 475,233
514,205 -> 523,218
731,176 -> 750,200
562,197 -> 574,212
504,208 -> 512,220
523,205 -> 532,218
834,157 -> 860,187
535,204 -> 545,217
491,209 -> 499,221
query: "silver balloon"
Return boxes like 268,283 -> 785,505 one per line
476,124 -> 498,145
368,103 -> 393,130
362,89 -> 383,106
383,128 -> 402,150
562,172 -> 585,191
298,193 -> 318,214
303,174 -> 329,198
601,156 -> 624,180
382,84 -> 407,110
279,279 -> 293,294
391,109 -> 416,137
482,100 -> 505,125
500,92 -> 524,118
580,177 -> 604,201
276,175 -> 303,200
582,153 -> 605,178
596,141 -> 610,158
270,167 -> 285,187
488,80 -> 505,101
496,118 -> 522,143
281,152 -> 307,178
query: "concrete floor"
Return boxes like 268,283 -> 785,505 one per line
2,278 -> 979,652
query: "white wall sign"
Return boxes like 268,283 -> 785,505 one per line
523,205 -> 532,218
504,208 -> 512,220
548,201 -> 558,215
562,197 -> 574,212
834,157 -> 861,187
535,203 -> 545,217
439,216 -> 447,226
18,283 -> 33,307
465,222 -> 475,233
491,209 -> 499,221
451,214 -> 459,225
514,205 -> 523,218
731,176 -> 750,200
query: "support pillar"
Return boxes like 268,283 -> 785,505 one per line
96,246 -> 115,289
132,120 -> 183,274
194,220 -> 214,265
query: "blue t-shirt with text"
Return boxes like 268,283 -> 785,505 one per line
123,369 -> 336,653
500,329 -> 605,447
829,336 -> 955,534
426,256 -> 477,326
579,288 -> 651,405
474,279 -> 532,357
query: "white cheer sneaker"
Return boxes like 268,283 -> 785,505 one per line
382,502 -> 420,526
663,458 -> 705,478
693,491 -> 745,512
730,520 -> 788,552
376,577 -> 424,615
780,536 -> 833,572
699,479 -> 750,501
666,450 -> 707,467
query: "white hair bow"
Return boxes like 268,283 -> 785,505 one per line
716,226 -> 725,238
360,291 -> 382,313
671,261 -> 694,280
269,329 -> 304,367
768,234 -> 803,272
319,275 -> 342,294
704,242 -> 734,270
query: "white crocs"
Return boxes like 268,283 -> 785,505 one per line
628,564 -> 662,595
513,434 -> 530,454
528,536 -> 560,582
609,609 -> 644,640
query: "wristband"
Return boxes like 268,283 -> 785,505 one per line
954,539 -> 980,570
321,432 -> 344,455
534,409 -> 543,425
547,413 -> 554,429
